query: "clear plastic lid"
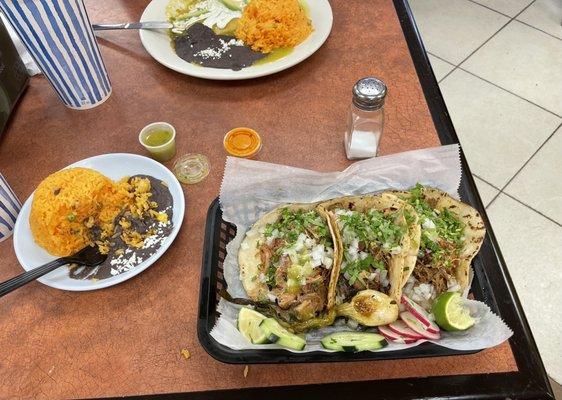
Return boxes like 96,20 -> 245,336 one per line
173,153 -> 210,184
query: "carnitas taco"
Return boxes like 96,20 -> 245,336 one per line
395,184 -> 486,310
238,204 -> 340,332
320,193 -> 420,326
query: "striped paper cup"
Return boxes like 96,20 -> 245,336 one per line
0,173 -> 22,242
0,0 -> 111,109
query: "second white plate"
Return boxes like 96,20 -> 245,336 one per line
139,0 -> 333,80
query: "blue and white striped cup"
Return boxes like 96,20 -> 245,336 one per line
0,173 -> 21,242
0,0 -> 111,109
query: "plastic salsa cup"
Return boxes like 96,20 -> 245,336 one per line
139,122 -> 176,162
223,127 -> 262,158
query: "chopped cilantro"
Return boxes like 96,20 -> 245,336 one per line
342,254 -> 386,285
265,264 -> 277,286
263,208 -> 332,248
339,209 -> 405,250
405,183 -> 465,267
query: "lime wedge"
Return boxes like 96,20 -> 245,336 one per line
237,307 -> 270,344
432,292 -> 475,331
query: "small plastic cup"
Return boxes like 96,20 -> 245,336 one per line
223,127 -> 262,158
139,122 -> 176,162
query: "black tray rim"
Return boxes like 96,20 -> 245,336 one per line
199,198 -> 486,365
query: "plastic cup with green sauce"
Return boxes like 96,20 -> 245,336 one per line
139,122 -> 176,162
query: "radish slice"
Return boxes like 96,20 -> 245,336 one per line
387,336 -> 418,345
388,320 -> 425,339
379,325 -> 419,344
400,312 -> 441,340
378,325 -> 401,340
401,295 -> 440,334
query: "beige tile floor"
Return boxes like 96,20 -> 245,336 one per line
409,0 -> 562,394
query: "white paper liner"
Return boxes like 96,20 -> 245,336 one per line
212,144 -> 513,353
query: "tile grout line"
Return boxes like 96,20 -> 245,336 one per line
498,121 -> 562,193
486,122 -> 562,217
477,173 -> 562,227
502,192 -> 562,228
427,51 -> 455,67
515,19 -> 562,42
465,0 -> 513,19
457,67 -> 562,118
429,46 -> 562,117
485,191 -> 501,209
436,0 -> 538,83
472,174 -> 502,191
465,0 -> 562,42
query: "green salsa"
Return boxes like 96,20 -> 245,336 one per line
254,47 -> 294,65
143,129 -> 173,147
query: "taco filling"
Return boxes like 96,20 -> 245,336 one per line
256,207 -> 335,322
401,185 -> 467,307
333,207 -> 409,304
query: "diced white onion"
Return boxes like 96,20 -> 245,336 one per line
381,270 -> 390,287
413,283 -> 435,301
422,218 -> 436,230
347,250 -> 358,262
266,293 -> 277,302
359,251 -> 369,260
447,277 -> 460,292
311,244 -> 325,262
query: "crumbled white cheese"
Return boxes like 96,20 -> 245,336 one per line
194,38 -> 244,60
108,219 -> 170,277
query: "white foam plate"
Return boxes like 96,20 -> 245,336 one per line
12,153 -> 185,291
139,0 -> 333,80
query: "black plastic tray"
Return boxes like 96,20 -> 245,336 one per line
197,197 -> 492,364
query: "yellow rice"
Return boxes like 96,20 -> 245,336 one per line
30,168 -> 142,257
236,0 -> 313,53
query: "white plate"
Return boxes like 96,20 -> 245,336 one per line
139,0 -> 333,80
12,153 -> 185,291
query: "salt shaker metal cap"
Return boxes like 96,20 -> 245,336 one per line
352,77 -> 387,111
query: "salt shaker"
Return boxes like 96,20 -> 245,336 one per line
344,77 -> 387,159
